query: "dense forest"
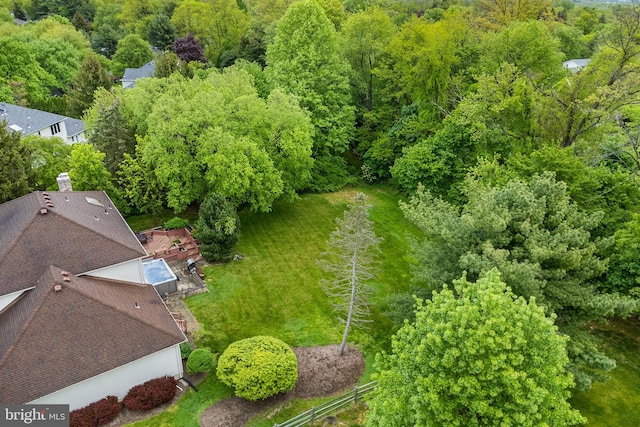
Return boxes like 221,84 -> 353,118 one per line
2,0 -> 640,416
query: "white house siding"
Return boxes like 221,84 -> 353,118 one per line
82,258 -> 146,283
0,288 -> 33,313
29,345 -> 184,410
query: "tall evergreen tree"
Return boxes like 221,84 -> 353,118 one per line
196,193 -> 240,262
399,173 -> 638,390
0,122 -> 34,203
87,91 -> 136,175
66,54 -> 112,118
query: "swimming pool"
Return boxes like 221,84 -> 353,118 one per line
142,258 -> 177,295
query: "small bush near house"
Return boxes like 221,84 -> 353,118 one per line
163,216 -> 190,230
70,396 -> 120,427
217,336 -> 298,401
123,376 -> 178,411
70,407 -> 94,427
180,341 -> 194,359
186,348 -> 216,374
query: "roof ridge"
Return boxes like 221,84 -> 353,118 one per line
0,205 -> 39,269
68,278 -> 185,341
0,270 -> 57,368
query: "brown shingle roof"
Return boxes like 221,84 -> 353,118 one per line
0,266 -> 185,403
0,191 -> 146,297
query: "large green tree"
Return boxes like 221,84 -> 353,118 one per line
196,192 -> 240,262
341,6 -> 395,112
68,143 -> 115,192
111,34 -> 154,77
541,3 -> 640,147
383,9 -> 468,125
0,122 -> 34,202
23,134 -> 71,191
66,54 -> 112,118
265,0 -> 354,191
367,270 -> 585,426
136,68 -> 313,212
87,89 -> 136,175
0,37 -> 56,105
399,173 -> 637,389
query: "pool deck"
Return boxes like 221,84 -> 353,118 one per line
141,228 -> 202,262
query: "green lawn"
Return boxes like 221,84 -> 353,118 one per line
570,316 -> 640,426
128,184 -> 420,426
125,185 -> 640,426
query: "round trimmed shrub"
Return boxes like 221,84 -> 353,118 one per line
186,348 -> 216,374
216,336 -> 298,401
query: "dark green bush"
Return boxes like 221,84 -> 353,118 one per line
163,216 -> 190,230
216,336 -> 298,401
186,348 -> 216,374
180,341 -> 194,360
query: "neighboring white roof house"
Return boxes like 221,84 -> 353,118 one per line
122,60 -> 156,89
0,102 -> 86,144
563,58 -> 591,73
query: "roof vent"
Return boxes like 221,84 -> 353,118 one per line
86,197 -> 104,207
62,277 -> 71,282
94,215 -> 99,221
135,302 -> 140,309
46,202 -> 54,208
42,192 -> 49,197
54,284 -> 62,292
61,271 -> 69,277
39,208 -> 48,215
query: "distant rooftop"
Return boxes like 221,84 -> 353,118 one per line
0,102 -> 85,142
122,61 -> 156,89
563,58 -> 591,73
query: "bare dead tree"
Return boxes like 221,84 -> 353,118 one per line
316,193 -> 383,356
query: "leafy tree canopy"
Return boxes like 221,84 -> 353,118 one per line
266,0 -> 354,191
133,67 -> 313,212
111,34 -> 154,77
367,269 -> 585,426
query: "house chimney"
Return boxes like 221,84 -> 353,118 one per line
54,284 -> 62,292
56,172 -> 72,192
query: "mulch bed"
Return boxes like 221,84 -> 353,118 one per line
102,344 -> 365,427
199,344 -> 366,427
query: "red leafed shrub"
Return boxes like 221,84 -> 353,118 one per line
70,396 -> 120,427
69,407 -> 94,427
89,395 -> 120,425
123,376 -> 178,411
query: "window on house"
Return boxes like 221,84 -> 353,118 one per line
51,123 -> 60,134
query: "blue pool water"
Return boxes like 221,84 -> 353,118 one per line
142,258 -> 176,285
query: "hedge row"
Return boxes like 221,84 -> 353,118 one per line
69,376 -> 179,426
70,396 -> 120,427
122,376 -> 178,411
